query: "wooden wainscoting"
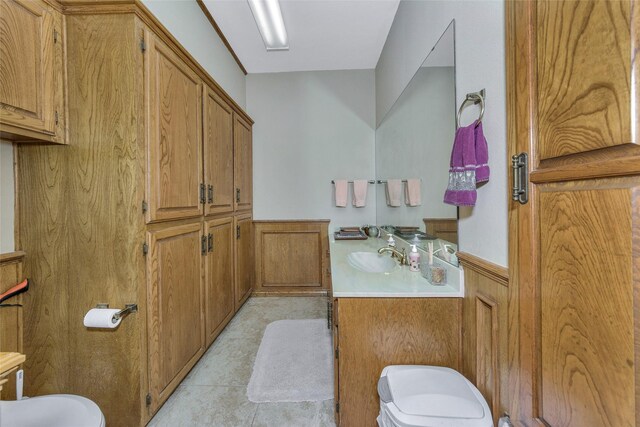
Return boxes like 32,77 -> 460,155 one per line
423,218 -> 458,244
0,251 -> 26,399
253,220 -> 330,296
458,252 -> 509,426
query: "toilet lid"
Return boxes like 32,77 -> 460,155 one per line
0,394 -> 105,427
384,366 -> 484,419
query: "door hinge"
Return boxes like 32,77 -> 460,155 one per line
53,29 -> 58,44
335,348 -> 339,359
201,235 -> 207,255
140,38 -> 146,53
207,185 -> 214,204
142,200 -> 147,213
145,393 -> 151,406
200,183 -> 206,204
54,110 -> 59,125
208,233 -> 213,252
336,402 -> 340,413
142,242 -> 148,256
236,188 -> 240,203
511,152 -> 529,205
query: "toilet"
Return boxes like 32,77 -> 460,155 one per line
377,365 -> 492,427
0,394 -> 105,427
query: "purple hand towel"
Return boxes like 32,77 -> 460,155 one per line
444,122 -> 477,206
475,122 -> 490,183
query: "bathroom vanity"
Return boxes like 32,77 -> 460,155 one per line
329,237 -> 462,426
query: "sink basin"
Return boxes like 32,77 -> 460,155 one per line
347,252 -> 397,273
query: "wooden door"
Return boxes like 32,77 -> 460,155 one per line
234,213 -> 253,310
147,222 -> 205,413
233,114 -> 252,211
145,30 -> 203,223
0,0 -> 64,142
203,217 -> 234,347
508,1 -> 640,425
203,87 -> 234,216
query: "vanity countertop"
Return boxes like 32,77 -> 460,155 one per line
330,237 -> 463,298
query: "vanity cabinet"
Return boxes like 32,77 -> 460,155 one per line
0,0 -> 65,144
145,29 -> 203,223
204,217 -> 235,347
332,297 -> 461,426
234,114 -> 253,211
234,213 -> 254,310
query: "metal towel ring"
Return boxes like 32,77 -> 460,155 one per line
456,89 -> 485,128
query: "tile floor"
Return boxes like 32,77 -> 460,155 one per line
148,297 -> 336,427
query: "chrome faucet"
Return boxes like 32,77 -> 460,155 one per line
378,246 -> 408,265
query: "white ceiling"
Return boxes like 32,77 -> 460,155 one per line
203,0 -> 401,74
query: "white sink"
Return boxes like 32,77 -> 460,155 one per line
347,251 -> 397,273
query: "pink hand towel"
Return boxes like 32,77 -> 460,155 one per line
352,180 -> 368,208
385,179 -> 402,207
405,179 -> 421,206
334,180 -> 348,207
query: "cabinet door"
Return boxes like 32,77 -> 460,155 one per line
147,222 -> 205,412
0,0 -> 64,143
204,217 -> 234,347
203,87 -> 234,216
234,214 -> 253,310
145,30 -> 203,223
233,114 -> 252,211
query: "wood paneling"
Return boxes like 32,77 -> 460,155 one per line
0,252 -> 26,400
423,218 -> 458,244
253,220 -> 330,295
536,0 -> 633,159
204,217 -> 234,347
147,222 -> 205,413
234,213 -> 253,310
233,113 -> 252,212
203,86 -> 234,216
459,252 -> 508,426
335,297 -> 461,426
145,28 -> 203,223
0,0 -> 65,143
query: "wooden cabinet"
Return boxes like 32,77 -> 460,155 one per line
145,29 -> 203,223
0,0 -> 65,144
333,298 -> 461,426
203,86 -> 234,216
147,222 -> 205,413
203,217 -> 235,347
233,113 -> 253,211
234,213 -> 253,310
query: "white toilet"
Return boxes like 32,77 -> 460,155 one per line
0,394 -> 105,427
377,365 -> 493,427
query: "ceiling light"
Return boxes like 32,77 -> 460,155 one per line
248,0 -> 289,51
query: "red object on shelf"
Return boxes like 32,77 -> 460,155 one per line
0,279 -> 29,304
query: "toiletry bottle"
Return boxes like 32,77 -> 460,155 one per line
409,245 -> 420,272
387,234 -> 396,247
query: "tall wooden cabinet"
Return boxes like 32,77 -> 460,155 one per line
0,0 -> 65,144
14,3 -> 253,426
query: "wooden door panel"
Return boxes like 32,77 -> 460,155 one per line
204,217 -> 234,347
146,31 -> 203,222
536,0 -> 633,159
147,222 -> 204,411
204,87 -> 234,216
537,181 -> 637,426
0,0 -> 56,135
234,214 -> 253,310
234,114 -> 252,211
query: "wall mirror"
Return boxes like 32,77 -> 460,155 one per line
375,20 -> 459,266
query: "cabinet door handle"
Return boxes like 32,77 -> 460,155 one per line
201,235 -> 207,255
207,185 -> 214,203
208,233 -> 213,252
236,225 -> 241,240
236,188 -> 241,203
200,183 -> 206,204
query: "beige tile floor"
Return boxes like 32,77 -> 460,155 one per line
148,297 -> 336,427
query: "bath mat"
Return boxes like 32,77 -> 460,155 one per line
247,319 -> 333,403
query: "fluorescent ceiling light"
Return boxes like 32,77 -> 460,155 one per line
248,0 -> 289,51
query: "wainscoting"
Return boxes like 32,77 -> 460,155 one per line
423,218 -> 458,244
458,252 -> 509,426
253,220 -> 330,296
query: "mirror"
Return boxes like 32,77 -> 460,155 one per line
375,21 -> 459,266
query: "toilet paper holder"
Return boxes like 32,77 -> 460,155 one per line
96,303 -> 138,324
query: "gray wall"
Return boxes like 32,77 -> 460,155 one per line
376,0 -> 507,267
0,140 -> 14,253
247,70 -> 376,230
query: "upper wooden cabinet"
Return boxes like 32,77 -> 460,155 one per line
145,30 -> 203,223
0,0 -> 65,143
234,114 -> 253,211
203,86 -> 234,216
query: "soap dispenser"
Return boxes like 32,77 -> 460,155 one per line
409,245 -> 420,272
386,233 -> 396,247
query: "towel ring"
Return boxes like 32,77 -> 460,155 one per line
456,90 -> 485,128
